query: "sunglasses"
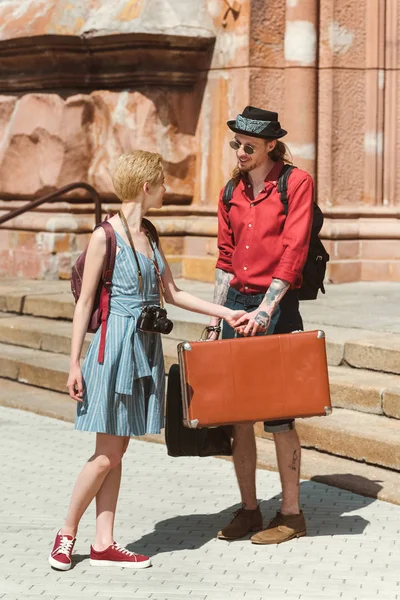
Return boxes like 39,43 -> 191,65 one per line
229,139 -> 256,155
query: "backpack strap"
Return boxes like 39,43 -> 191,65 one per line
222,178 -> 235,212
97,221 -> 117,364
278,164 -> 297,216
224,167 -> 297,215
142,217 -> 159,246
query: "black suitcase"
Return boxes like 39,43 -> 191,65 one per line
165,364 -> 232,457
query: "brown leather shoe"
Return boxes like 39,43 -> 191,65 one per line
250,510 -> 306,545
218,504 -> 263,540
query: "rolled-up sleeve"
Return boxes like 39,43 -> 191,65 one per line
216,188 -> 235,273
273,174 -> 314,287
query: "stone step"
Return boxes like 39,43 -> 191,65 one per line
1,378 -> 399,505
0,338 -> 181,394
0,314 -> 180,371
0,311 -> 391,374
0,311 -> 205,353
1,315 -> 400,419
250,436 -> 400,506
258,406 -> 400,472
1,337 -> 400,470
328,365 -> 400,418
291,408 -> 400,471
0,378 -> 75,421
0,314 -> 92,355
2,278 -> 400,376
307,323 -> 400,375
5,303 -> 400,377
0,342 -> 70,393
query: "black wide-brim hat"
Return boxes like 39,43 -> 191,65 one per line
227,106 -> 287,139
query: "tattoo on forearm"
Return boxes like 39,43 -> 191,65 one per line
254,310 -> 269,329
264,278 -> 290,311
213,268 -> 234,308
289,450 -> 298,472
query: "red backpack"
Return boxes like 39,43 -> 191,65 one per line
71,219 -> 117,364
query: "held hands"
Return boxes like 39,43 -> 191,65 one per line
67,364 -> 84,402
206,310 -> 247,341
207,307 -> 271,340
233,306 -> 271,337
224,309 -> 248,331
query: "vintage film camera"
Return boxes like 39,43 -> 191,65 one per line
137,305 -> 173,334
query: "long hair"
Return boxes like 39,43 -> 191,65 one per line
230,140 -> 292,187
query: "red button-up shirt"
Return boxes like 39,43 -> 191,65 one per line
216,160 -> 314,294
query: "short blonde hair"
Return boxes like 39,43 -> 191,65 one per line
112,151 -> 164,201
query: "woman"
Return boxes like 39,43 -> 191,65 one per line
48,151 -> 245,571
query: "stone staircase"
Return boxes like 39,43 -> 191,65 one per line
1,278 -> 400,503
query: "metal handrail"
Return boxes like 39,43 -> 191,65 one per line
0,182 -> 102,226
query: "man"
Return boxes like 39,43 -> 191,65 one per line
208,105 -> 314,545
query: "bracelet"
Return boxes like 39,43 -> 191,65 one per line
200,325 -> 222,340
205,325 -> 221,333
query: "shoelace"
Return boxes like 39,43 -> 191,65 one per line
53,536 -> 74,557
268,514 -> 285,529
112,542 -> 138,558
230,504 -> 246,522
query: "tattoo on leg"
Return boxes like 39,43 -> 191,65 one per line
289,450 -> 298,472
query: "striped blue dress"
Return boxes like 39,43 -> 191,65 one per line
75,229 -> 165,437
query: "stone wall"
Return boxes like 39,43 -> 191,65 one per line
0,0 -> 399,283
0,88 -> 199,278
318,0 -> 400,282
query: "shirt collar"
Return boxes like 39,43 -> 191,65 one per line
240,159 -> 284,190
265,159 -> 284,183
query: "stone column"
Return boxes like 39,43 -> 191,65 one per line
383,0 -> 399,207
317,0 -> 400,283
283,0 -> 318,180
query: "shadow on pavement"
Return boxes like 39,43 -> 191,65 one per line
128,476 -> 380,555
71,553 -> 90,567
126,502 -> 242,556
305,474 -> 382,537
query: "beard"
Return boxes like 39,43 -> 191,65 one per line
238,158 -> 262,173
237,148 -> 268,173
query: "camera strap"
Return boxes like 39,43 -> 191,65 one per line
119,210 -> 165,308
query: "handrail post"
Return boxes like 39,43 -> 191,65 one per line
0,182 -> 102,227
91,187 -> 102,225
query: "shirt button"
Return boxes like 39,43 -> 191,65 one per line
245,245 -> 249,249
243,266 -> 247,271
248,224 -> 252,228
245,286 -> 249,290
250,203 -> 254,207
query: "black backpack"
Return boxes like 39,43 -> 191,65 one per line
222,164 -> 330,300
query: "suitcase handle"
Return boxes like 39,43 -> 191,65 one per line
200,325 -> 222,341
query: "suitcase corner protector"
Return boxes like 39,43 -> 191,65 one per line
180,342 -> 192,351
317,330 -> 325,339
184,419 -> 199,429
324,405 -> 332,416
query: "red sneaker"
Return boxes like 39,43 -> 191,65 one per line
90,542 -> 151,569
48,530 -> 76,571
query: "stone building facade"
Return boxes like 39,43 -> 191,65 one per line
0,0 -> 399,283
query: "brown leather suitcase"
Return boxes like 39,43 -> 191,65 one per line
177,330 -> 331,428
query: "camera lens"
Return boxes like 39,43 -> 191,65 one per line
159,319 -> 173,334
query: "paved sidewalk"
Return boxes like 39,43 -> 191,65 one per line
1,277 -> 400,332
167,280 -> 400,334
1,407 -> 399,600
